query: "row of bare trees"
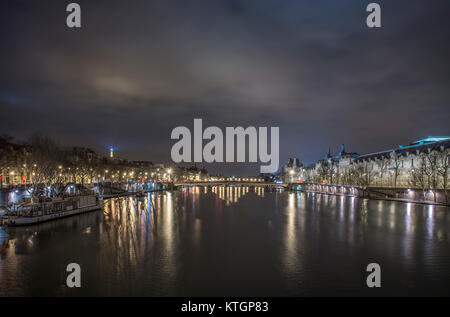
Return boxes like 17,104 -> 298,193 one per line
306,149 -> 449,203
409,152 -> 449,202
312,163 -> 374,188
0,134 -> 158,197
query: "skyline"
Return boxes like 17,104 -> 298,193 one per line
2,132 -> 449,178
1,0 -> 449,175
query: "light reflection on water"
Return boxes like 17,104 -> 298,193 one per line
0,188 -> 450,296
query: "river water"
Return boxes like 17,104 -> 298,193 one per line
1,186 -> 449,296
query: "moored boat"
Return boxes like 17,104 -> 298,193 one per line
0,194 -> 103,227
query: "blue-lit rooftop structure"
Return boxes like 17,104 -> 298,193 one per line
405,136 -> 450,147
354,136 -> 450,163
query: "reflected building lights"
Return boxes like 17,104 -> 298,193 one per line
283,190 -> 299,276
405,202 -> 412,234
205,185 -> 269,206
339,196 -> 344,220
350,197 -> 356,222
427,205 -> 435,238
389,204 -> 396,229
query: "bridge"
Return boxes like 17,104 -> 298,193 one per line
175,181 -> 289,189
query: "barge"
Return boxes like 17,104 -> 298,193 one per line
0,194 -> 103,227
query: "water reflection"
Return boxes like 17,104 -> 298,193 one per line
283,193 -> 300,283
0,190 -> 449,296
209,185 -> 268,205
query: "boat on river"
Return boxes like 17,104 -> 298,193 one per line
0,194 -> 103,227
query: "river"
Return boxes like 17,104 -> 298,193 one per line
1,186 -> 449,296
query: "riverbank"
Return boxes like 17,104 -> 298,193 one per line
297,183 -> 450,207
301,189 -> 449,207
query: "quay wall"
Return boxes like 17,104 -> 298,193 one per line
295,183 -> 449,205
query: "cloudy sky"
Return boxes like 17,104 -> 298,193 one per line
1,0 -> 449,175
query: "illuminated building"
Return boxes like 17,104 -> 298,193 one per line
281,158 -> 304,183
303,136 -> 450,188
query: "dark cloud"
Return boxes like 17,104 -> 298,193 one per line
1,0 -> 449,175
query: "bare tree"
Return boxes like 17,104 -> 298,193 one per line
362,161 -> 373,187
327,162 -> 336,184
26,134 -> 64,197
436,148 -> 449,203
408,156 -> 428,200
375,156 -> 389,187
390,150 -> 401,187
350,163 -> 372,187
424,151 -> 439,202
316,163 -> 330,184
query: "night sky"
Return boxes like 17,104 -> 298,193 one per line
1,0 -> 449,175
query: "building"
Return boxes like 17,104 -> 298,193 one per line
304,136 -> 450,190
280,157 -> 304,183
